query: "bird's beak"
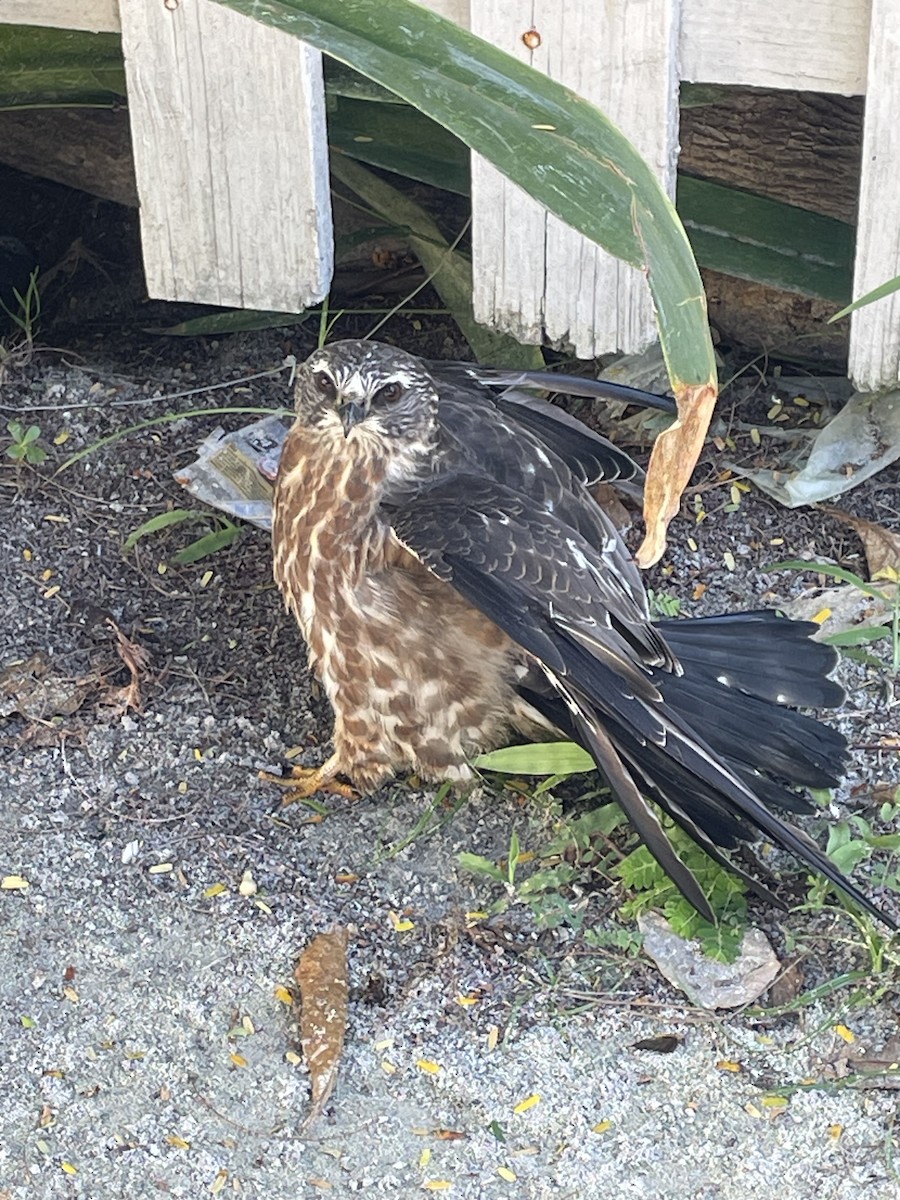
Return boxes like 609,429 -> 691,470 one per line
338,401 -> 367,437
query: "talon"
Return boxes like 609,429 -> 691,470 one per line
258,761 -> 357,804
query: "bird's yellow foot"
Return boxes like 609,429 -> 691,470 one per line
259,758 -> 357,805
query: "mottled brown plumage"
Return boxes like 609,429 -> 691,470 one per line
273,363 -> 545,794
269,339 -> 894,929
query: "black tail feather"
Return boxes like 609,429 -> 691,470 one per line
523,613 -> 897,931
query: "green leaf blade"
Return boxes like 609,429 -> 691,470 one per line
212,0 -> 716,391
474,742 -> 595,777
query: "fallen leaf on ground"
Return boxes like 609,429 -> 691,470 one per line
295,927 -> 349,1130
822,507 -> 900,579
766,957 -> 804,1008
0,652 -> 90,720
631,1034 -> 683,1054
105,619 -> 152,713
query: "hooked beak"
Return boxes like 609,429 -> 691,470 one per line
338,400 -> 367,437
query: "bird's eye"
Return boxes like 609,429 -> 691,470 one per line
314,371 -> 336,400
374,381 -> 403,405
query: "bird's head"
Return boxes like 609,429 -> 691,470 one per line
293,339 -> 440,452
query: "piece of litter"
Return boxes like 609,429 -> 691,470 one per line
513,1094 -> 540,1114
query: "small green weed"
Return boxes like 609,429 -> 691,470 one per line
803,787 -> 900,970
647,588 -> 682,618
615,833 -> 748,962
1,267 -> 41,355
5,420 -> 46,465
468,741 -> 749,959
124,508 -> 242,564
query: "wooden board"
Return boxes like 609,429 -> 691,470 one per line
1,0 -> 120,32
469,1 -> 677,358
118,0 -> 332,312
848,0 -> 900,390
681,0 -> 870,95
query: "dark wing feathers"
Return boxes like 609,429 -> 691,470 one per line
387,371 -> 896,930
435,361 -> 677,414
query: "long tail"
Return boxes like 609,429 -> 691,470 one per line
530,612 -> 896,929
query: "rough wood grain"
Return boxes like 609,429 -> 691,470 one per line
680,91 -> 863,226
0,109 -> 137,207
2,0 -> 120,32
118,0 -> 332,312
849,0 -> 900,390
470,0 -> 677,358
681,0 -> 870,95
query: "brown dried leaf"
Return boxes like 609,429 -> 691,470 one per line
0,652 -> 90,720
105,619 -> 152,713
848,1036 -> 900,1087
637,382 -> 718,568
766,957 -> 804,1009
295,927 -> 349,1130
631,1034 -> 683,1054
822,507 -> 900,579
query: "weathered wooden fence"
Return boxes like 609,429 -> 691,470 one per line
4,0 -> 899,390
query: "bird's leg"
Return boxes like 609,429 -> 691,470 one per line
259,752 -> 357,804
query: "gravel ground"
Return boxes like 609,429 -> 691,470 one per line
2,328 -> 899,1199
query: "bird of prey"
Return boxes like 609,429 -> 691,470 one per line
268,338 -> 895,928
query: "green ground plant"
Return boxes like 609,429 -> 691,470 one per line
4,420 -> 46,465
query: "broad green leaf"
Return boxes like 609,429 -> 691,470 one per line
145,310 -> 308,337
0,27 -> 125,109
678,177 -> 854,305
474,741 -> 594,776
212,0 -> 715,394
329,96 -> 469,195
123,509 -> 199,550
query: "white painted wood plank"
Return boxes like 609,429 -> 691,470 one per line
470,1 -> 677,357
681,0 -> 870,95
119,0 -> 332,312
0,0 -> 120,32
418,0 -> 469,26
848,0 -> 900,391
